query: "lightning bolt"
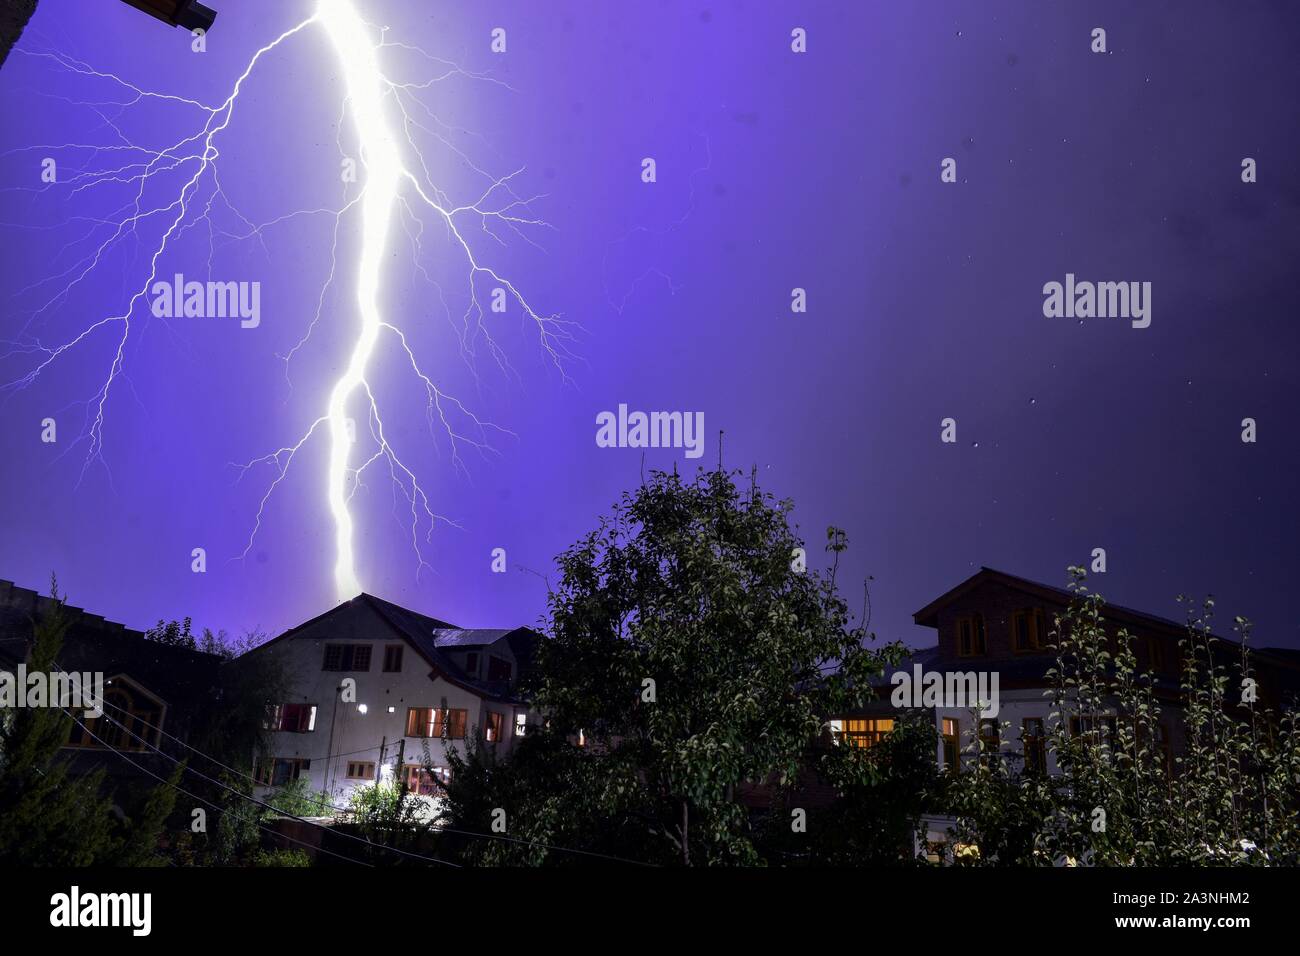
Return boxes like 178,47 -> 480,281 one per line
3,0 -> 578,602
317,0 -> 400,599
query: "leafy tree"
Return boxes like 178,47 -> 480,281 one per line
442,727 -> 623,866
112,763 -> 185,866
263,775 -> 333,819
444,465 -> 911,865
758,709 -> 941,865
0,580 -> 187,866
143,617 -> 197,651
179,629 -> 290,865
0,585 -> 118,865
946,568 -> 1300,866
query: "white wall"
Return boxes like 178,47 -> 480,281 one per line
251,600 -> 529,807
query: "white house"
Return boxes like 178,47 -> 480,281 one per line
243,593 -> 538,809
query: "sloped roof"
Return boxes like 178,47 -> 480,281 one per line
247,592 -> 537,703
430,627 -> 514,647
911,567 -> 1300,676
0,589 -> 222,708
917,567 -> 1195,635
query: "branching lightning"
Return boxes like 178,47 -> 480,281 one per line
2,0 -> 577,601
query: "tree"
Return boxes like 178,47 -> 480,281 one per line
945,568 -> 1300,866
179,629 -> 290,865
0,583 -> 119,865
143,617 -> 197,651
445,465 -> 911,865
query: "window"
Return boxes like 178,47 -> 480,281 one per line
1013,609 -> 1048,653
465,652 -> 479,676
942,717 -> 960,773
1155,723 -> 1172,775
69,687 -> 161,752
978,718 -> 1000,766
1147,636 -> 1167,672
1022,718 -> 1046,774
403,764 -> 451,795
405,707 -> 468,739
957,615 -> 986,656
266,703 -> 317,733
1070,715 -> 1118,749
382,644 -> 404,672
485,711 -> 503,743
514,713 -> 527,737
323,644 -> 372,672
487,656 -> 512,682
255,757 -> 309,787
837,718 -> 894,749
346,761 -> 375,780
407,707 -> 435,737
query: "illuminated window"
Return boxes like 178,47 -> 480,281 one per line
405,707 -> 467,739
485,711 -> 503,743
957,615 -> 986,656
837,718 -> 894,748
266,703 -> 316,733
514,713 -> 527,737
403,764 -> 450,795
942,717 -> 960,772
407,707 -> 435,737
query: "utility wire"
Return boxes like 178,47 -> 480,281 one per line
86,689 -> 658,866
58,708 -> 375,867
55,670 -> 461,868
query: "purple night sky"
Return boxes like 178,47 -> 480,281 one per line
1,0 -> 1297,652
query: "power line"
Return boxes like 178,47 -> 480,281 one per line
57,674 -> 461,868
87,688 -> 658,866
58,708 -> 375,867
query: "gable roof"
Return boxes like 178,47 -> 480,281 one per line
912,567 -> 1300,671
246,592 -> 537,703
914,567 -> 1193,633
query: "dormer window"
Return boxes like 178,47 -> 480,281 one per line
487,655 -> 512,682
465,652 -> 479,676
957,615 -> 986,656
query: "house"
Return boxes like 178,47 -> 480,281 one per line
825,567 -> 1300,857
241,593 -> 538,804
737,567 -> 1300,850
831,567 -> 1300,772
0,578 -> 223,787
